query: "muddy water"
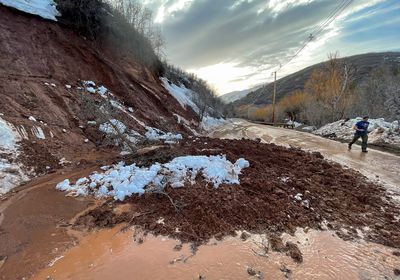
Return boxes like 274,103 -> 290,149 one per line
210,119 -> 400,193
33,227 -> 399,280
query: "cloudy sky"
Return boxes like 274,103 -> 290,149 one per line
142,0 -> 400,95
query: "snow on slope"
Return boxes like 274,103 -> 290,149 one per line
0,0 -> 60,21
314,118 -> 400,145
201,116 -> 229,131
0,117 -> 28,195
161,77 -> 199,113
56,155 -> 250,201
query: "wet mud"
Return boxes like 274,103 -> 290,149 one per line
75,138 -> 400,252
32,227 -> 400,280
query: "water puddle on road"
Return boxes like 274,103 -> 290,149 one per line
33,227 -> 400,280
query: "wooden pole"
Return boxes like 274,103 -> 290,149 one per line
272,71 -> 277,124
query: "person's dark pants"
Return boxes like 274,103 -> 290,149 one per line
349,134 -> 368,151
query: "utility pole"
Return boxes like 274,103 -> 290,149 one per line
272,71 -> 277,125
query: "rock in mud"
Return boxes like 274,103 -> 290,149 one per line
240,231 -> 251,241
247,267 -> 262,279
285,242 -> 303,263
269,235 -> 287,252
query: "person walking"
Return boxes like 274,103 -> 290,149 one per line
348,116 -> 370,152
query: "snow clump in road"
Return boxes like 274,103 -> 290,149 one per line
56,155 -> 250,201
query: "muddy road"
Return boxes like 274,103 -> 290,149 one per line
1,121 -> 400,280
210,119 -> 400,193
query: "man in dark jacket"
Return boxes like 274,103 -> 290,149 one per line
348,116 -> 370,152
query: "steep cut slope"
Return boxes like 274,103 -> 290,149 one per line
0,5 -> 199,192
233,52 -> 400,106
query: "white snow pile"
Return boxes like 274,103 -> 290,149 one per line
99,119 -> 143,152
82,81 -> 109,96
201,116 -> 229,131
0,0 -> 60,21
160,77 -> 199,113
0,117 -> 28,195
98,119 -> 182,146
287,120 -> 302,128
56,155 -> 250,201
145,126 -> 183,143
82,81 -> 107,95
301,126 -> 317,132
99,119 -> 127,135
314,118 -> 400,145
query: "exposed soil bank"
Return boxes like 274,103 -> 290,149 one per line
75,138 -> 400,251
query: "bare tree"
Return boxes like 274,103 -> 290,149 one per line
80,94 -> 137,154
303,53 -> 356,126
385,75 -> 400,120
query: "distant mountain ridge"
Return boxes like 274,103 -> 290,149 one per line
220,85 -> 261,103
232,52 -> 400,107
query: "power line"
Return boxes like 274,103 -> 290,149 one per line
269,0 -> 353,124
309,0 -> 348,36
277,0 -> 353,71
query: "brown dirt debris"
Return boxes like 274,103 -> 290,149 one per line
75,137 -> 400,252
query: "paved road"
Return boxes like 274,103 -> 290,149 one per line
209,119 -> 400,193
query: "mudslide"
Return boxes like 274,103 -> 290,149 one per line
210,119 -> 400,193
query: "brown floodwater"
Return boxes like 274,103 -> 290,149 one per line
33,226 -> 400,280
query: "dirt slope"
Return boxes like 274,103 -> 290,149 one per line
0,5 -> 197,165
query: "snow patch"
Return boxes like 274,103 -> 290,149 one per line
28,116 -> 37,122
99,119 -> 126,135
145,127 -> 183,143
160,77 -> 199,113
314,118 -> 400,145
0,0 -> 60,21
0,117 -> 28,194
31,126 -> 45,139
0,118 -> 18,150
56,155 -> 250,201
201,116 -> 229,131
287,120 -> 302,128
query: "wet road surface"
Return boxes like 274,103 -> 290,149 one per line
210,119 -> 400,193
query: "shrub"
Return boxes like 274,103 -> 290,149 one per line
55,0 -> 163,71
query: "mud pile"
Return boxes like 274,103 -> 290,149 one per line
76,138 -> 400,250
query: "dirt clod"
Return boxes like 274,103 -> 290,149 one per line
269,236 -> 287,252
240,232 -> 251,241
247,267 -> 262,278
285,242 -> 303,263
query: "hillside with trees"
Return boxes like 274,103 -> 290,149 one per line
233,52 -> 400,126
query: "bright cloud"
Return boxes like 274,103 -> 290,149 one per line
143,0 -> 400,95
